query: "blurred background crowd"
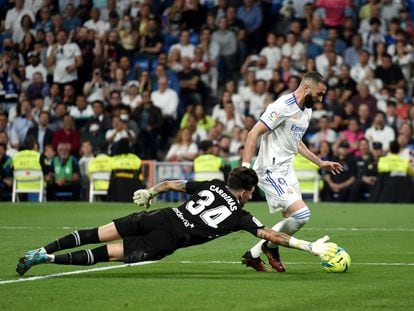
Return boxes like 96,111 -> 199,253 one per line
0,0 -> 414,202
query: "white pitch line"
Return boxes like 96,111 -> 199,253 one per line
0,261 -> 156,285
1,260 -> 413,285
1,226 -> 414,232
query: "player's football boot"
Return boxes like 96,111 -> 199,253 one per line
261,242 -> 286,272
241,251 -> 268,272
16,249 -> 48,276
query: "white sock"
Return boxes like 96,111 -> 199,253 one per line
250,206 -> 310,257
47,254 -> 55,263
267,206 -> 310,248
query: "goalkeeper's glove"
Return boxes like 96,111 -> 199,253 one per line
309,235 -> 338,261
132,188 -> 157,208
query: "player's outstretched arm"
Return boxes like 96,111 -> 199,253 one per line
133,180 -> 188,208
241,121 -> 268,168
257,227 -> 338,261
298,141 -> 343,175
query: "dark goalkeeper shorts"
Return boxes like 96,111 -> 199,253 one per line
113,210 -> 181,263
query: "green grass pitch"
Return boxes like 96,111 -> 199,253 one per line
0,201 -> 413,310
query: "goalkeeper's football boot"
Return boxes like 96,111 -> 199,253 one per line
261,242 -> 286,272
241,251 -> 268,272
16,249 -> 48,276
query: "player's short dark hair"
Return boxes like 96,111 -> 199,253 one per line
302,71 -> 327,86
228,167 -> 258,191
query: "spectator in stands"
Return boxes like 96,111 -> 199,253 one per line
4,0 -> 35,35
356,103 -> 372,132
394,87 -> 411,121
169,30 -> 195,59
182,0 -> 208,33
281,31 -> 305,69
162,0 -> 185,46
122,80 -> 142,110
83,68 -> 110,103
168,48 -> 183,73
105,115 -> 136,154
52,114 -> 80,156
89,100 -> 112,134
216,101 -> 244,136
361,17 -> 385,54
26,111 -> 54,154
165,127 -> 198,162
358,1 -> 387,35
103,31 -> 123,64
26,72 -> 49,102
236,0 -> 262,54
212,17 -> 237,82
46,29 -> 83,92
10,99 -> 34,150
309,115 -> 337,153
249,79 -> 267,120
349,137 -> 378,202
48,142 -> 81,201
260,32 -> 282,70
151,75 -> 179,146
78,140 -> 94,200
117,15 -> 138,57
62,3 -> 82,32
374,53 -> 405,91
178,56 -> 204,109
69,94 -> 94,131
322,142 -> 357,202
80,121 -> 105,155
0,143 -> 13,201
131,90 -> 163,160
344,33 -> 363,68
36,6 -> 53,33
351,83 -> 377,119
314,0 -> 351,30
138,16 -> 163,61
315,39 -> 343,78
365,111 -> 396,152
335,117 -> 365,157
25,51 -> 47,83
83,7 -> 110,40
198,27 -> 220,86
240,55 -> 272,82
350,49 -> 371,84
185,113 -> 208,146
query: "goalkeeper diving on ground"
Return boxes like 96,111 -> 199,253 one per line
16,167 -> 338,276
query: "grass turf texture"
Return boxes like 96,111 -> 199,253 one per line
0,202 -> 413,311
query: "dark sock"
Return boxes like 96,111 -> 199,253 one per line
44,228 -> 100,253
54,245 -> 109,265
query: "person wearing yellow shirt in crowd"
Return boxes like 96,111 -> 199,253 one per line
108,138 -> 143,202
373,140 -> 414,202
193,140 -> 225,181
11,136 -> 43,201
87,143 -> 112,201
49,142 -> 81,201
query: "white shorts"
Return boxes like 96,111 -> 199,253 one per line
257,169 -> 302,213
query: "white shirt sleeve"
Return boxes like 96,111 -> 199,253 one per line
259,100 -> 288,131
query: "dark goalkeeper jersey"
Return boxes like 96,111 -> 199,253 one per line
165,180 -> 264,247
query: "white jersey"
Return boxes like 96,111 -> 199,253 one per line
253,93 -> 312,175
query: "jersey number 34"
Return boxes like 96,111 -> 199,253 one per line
186,190 -> 232,228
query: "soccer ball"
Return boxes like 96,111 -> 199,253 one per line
321,247 -> 351,273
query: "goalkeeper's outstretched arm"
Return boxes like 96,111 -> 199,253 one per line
133,180 -> 188,208
256,227 -> 338,260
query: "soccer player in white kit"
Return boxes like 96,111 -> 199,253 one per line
241,72 -> 343,272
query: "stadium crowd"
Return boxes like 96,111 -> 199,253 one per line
0,0 -> 414,202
